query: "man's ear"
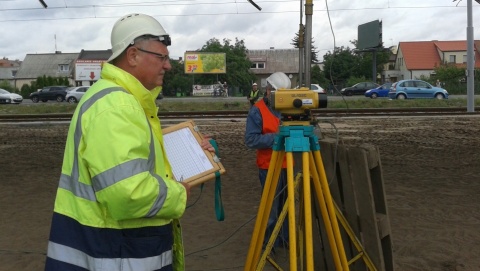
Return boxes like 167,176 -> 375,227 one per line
126,47 -> 139,66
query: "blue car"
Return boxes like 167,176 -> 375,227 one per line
388,80 -> 449,100
364,83 -> 392,99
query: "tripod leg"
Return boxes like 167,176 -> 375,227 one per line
245,150 -> 285,271
258,173 -> 302,270
311,150 -> 350,270
301,151 -> 315,270
285,152 -> 299,271
308,152 -> 345,271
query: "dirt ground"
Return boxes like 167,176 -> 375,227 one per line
1,115 -> 480,271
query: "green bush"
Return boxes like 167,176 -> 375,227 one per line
0,80 -> 17,92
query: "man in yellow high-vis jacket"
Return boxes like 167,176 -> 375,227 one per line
45,13 -> 213,271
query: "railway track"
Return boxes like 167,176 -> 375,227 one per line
0,107 -> 479,123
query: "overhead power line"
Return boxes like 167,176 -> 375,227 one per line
0,3 -> 476,22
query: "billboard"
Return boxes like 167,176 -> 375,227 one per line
184,52 -> 226,74
192,84 -> 215,96
357,20 -> 382,50
75,60 -> 105,81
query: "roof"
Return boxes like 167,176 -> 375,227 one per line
434,40 -> 468,51
399,41 -> 442,70
399,40 -> 480,70
248,49 -> 299,74
0,58 -> 21,68
15,52 -> 79,79
77,49 -> 112,60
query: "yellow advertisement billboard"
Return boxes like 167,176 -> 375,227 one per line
184,52 -> 226,74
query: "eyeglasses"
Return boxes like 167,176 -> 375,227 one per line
135,47 -> 170,62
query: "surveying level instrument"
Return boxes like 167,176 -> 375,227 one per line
244,95 -> 376,271
270,88 -> 327,121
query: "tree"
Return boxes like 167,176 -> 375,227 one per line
311,65 -> 327,87
196,38 -> 256,96
0,80 -> 16,92
35,75 -> 70,88
322,41 -> 391,87
433,63 -> 465,83
291,30 -> 319,63
163,59 -> 190,96
322,46 -> 358,87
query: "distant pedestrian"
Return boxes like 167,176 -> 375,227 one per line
436,79 -> 441,87
223,81 -> 228,97
247,82 -> 260,107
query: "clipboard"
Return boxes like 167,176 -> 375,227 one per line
162,120 -> 226,187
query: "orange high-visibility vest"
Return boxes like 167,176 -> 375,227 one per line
254,99 -> 287,169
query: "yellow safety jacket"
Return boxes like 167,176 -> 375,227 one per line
45,63 -> 186,271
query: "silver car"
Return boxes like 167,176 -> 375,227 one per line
65,86 -> 89,103
0,88 -> 23,104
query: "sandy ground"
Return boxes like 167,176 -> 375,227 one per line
1,115 -> 480,271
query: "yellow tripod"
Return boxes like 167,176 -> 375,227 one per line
244,121 -> 357,271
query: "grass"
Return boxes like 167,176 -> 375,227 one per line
0,97 -> 477,115
326,97 -> 473,109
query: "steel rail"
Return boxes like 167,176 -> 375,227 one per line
0,107 -> 479,123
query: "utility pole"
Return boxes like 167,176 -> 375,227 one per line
466,0 -> 475,112
304,0 -> 313,88
298,0 -> 304,87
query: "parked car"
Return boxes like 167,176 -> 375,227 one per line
341,82 -> 379,96
388,80 -> 449,100
0,88 -> 23,104
295,84 -> 326,93
364,83 -> 393,99
310,84 -> 325,94
30,86 -> 68,103
65,86 -> 89,103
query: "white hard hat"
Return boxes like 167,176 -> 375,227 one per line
252,83 -> 257,86
266,72 -> 291,90
107,13 -> 170,62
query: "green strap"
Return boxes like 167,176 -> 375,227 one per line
209,139 -> 225,221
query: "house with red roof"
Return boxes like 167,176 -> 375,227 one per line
389,40 -> 480,82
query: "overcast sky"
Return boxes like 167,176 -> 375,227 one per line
1,0 -> 479,62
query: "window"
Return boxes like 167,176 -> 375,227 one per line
58,64 -> 69,72
463,55 -> 467,63
251,62 -> 265,69
415,81 -> 428,88
449,55 -> 456,63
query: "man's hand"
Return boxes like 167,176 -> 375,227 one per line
179,182 -> 191,200
200,135 -> 215,152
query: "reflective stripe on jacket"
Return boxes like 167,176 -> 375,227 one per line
46,63 -> 186,271
252,99 -> 286,169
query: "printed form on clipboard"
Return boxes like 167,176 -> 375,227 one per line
162,120 -> 226,187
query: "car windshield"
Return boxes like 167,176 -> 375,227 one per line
0,89 -> 9,94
